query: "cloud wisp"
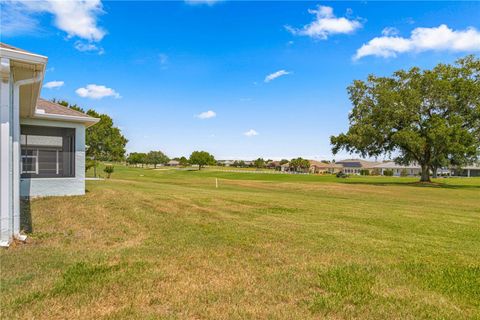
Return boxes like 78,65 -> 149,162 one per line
264,70 -> 290,83
76,84 -> 121,99
184,0 -> 222,5
244,129 -> 259,137
286,5 -> 362,40
355,24 -> 480,60
43,81 -> 64,89
196,110 -> 217,119
2,0 -> 106,53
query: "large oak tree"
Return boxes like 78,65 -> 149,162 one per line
189,151 -> 216,170
331,56 -> 480,182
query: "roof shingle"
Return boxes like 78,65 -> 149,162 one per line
36,98 -> 95,119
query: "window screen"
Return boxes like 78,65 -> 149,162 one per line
21,125 -> 75,178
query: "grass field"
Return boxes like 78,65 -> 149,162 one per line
1,165 -> 479,319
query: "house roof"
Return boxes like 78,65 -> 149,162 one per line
0,42 -> 34,54
309,160 -> 343,169
336,159 -> 381,168
34,98 -> 99,126
373,161 -> 421,169
0,42 -> 48,65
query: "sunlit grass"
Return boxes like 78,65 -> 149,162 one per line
1,165 -> 479,319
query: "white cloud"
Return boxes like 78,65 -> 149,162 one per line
355,24 -> 480,60
0,2 -> 39,36
264,70 -> 290,83
286,5 -> 362,40
75,84 -> 120,99
196,110 -> 216,119
185,0 -> 222,5
244,129 -> 259,137
43,81 -> 64,89
382,27 -> 399,36
159,53 -> 169,69
74,41 -> 105,54
2,0 -> 106,48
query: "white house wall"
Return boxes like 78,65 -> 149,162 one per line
19,118 -> 86,197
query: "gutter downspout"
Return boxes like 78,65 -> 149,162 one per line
12,72 -> 43,242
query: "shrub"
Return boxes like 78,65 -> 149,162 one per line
360,169 -> 370,176
85,159 -> 96,172
103,164 -> 114,178
336,172 -> 348,178
383,169 -> 394,176
400,168 -> 408,177
371,168 -> 381,176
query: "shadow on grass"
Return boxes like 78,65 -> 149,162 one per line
20,198 -> 33,233
342,180 -> 480,190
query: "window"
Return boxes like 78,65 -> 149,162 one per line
21,125 -> 75,178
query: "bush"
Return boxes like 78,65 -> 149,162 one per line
103,164 -> 114,178
336,171 -> 348,178
400,168 -> 408,177
85,159 -> 96,172
383,169 -> 394,176
360,169 -> 370,176
371,168 -> 381,176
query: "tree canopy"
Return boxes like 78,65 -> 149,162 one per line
289,157 -> 310,172
147,151 -> 169,168
126,152 -> 147,166
56,100 -> 128,162
189,151 -> 216,170
331,55 -> 480,182
254,158 -> 266,168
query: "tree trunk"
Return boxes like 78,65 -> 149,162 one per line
431,166 -> 438,179
93,160 -> 97,178
420,165 -> 431,182
199,165 -> 202,171
154,163 -> 157,169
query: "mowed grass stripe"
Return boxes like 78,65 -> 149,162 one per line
1,165 -> 479,319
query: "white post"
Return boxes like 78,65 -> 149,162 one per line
0,58 -> 12,246
12,84 -> 25,240
467,169 -> 471,178
215,178 -> 218,188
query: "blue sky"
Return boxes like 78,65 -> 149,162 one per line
2,1 -> 480,160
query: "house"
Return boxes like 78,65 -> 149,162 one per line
451,164 -> 480,177
309,160 -> 342,174
335,159 -> 380,175
267,160 -> 281,170
0,43 -> 98,247
372,161 -> 422,176
218,160 -> 234,166
280,162 -> 290,172
167,160 -> 180,166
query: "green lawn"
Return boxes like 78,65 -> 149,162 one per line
1,165 -> 479,319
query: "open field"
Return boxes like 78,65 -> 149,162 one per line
1,165 -> 479,319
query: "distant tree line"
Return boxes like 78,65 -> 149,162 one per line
126,151 -> 170,168
126,150 -> 216,170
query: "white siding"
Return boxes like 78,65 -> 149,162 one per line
19,118 -> 86,197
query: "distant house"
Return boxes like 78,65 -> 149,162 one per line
0,43 -> 99,247
451,164 -> 480,177
372,162 -> 422,176
267,161 -> 281,170
280,163 -> 290,172
309,160 -> 342,174
335,159 -> 380,175
220,160 -> 235,167
167,160 -> 180,166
